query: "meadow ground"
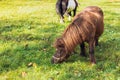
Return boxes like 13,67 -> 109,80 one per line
0,0 -> 120,80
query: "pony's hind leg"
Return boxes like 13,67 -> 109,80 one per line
60,17 -> 64,23
95,37 -> 99,46
80,42 -> 87,57
89,40 -> 96,64
58,7 -> 65,23
95,38 -> 99,46
60,15 -> 64,23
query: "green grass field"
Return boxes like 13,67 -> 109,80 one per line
0,0 -> 120,80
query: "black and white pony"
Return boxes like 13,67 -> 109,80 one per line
56,0 -> 78,23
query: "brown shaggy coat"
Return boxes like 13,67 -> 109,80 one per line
53,6 -> 104,64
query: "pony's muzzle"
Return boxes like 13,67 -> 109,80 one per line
51,56 -> 60,64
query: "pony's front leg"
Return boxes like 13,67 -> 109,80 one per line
80,42 -> 87,57
89,40 -> 96,64
60,16 -> 64,23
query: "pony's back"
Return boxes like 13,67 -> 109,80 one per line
73,6 -> 104,39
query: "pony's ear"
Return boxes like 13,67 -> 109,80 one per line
54,38 -> 64,48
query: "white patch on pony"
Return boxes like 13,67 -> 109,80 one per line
67,0 -> 76,12
60,18 -> 64,23
68,16 -> 71,21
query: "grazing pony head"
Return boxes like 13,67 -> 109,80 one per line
51,38 -> 70,63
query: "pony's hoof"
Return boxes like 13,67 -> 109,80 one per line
60,19 -> 64,24
91,62 -> 96,66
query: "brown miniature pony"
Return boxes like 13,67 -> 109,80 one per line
51,6 -> 104,64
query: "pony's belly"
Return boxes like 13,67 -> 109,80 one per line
67,0 -> 76,12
